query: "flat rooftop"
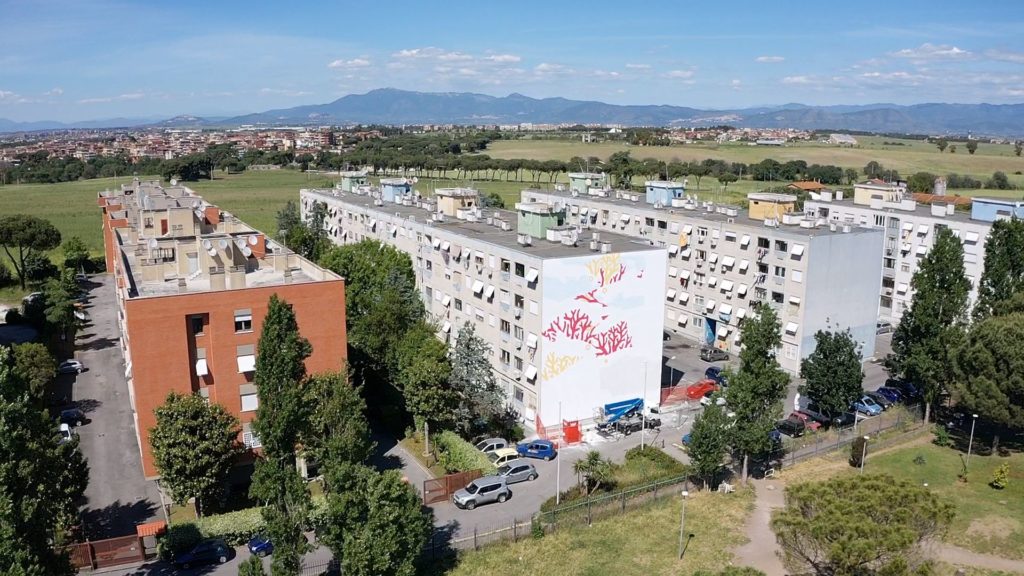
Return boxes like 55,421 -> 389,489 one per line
303,188 -> 663,259
806,196 -> 981,224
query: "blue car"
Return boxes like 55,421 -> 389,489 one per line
681,433 -> 692,445
704,366 -> 728,387
172,539 -> 231,569
852,396 -> 883,416
516,439 -> 557,461
874,387 -> 903,403
247,534 -> 273,558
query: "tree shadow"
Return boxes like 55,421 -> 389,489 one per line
70,398 -> 103,414
80,498 -> 158,540
125,558 -> 220,576
421,519 -> 461,573
78,336 -> 117,351
369,425 -> 405,472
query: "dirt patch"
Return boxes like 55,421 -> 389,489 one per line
966,515 -> 1023,540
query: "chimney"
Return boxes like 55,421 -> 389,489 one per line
209,267 -> 226,291
177,278 -> 187,293
284,268 -> 293,284
227,266 -> 246,289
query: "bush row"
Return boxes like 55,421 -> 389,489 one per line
434,431 -> 494,474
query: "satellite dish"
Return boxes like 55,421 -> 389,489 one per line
585,178 -> 593,186
192,200 -> 201,208
248,234 -> 259,246
170,178 -> 178,186
207,248 -> 217,257
148,238 -> 158,249
202,239 -> 212,250
234,237 -> 246,248
218,239 -> 228,249
242,246 -> 252,257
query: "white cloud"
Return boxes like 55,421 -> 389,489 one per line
755,56 -> 784,63
781,75 -> 813,85
624,63 -> 651,70
534,62 -> 565,73
258,88 -> 313,97
593,70 -> 622,79
392,47 -> 470,61
0,90 -> 16,100
730,79 -> 742,90
662,69 -> 695,79
985,49 -> 1024,64
890,43 -> 972,60
77,92 -> 144,104
485,54 -> 521,63
43,87 -> 63,96
328,57 -> 370,69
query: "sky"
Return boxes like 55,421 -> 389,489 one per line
1,0 -> 1023,122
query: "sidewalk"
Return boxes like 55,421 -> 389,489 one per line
732,478 -> 786,576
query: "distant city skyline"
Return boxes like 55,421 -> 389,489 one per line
1,0 -> 1022,122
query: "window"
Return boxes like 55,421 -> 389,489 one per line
757,237 -> 770,249
500,319 -> 511,334
792,270 -> 803,283
425,287 -> 433,301
234,309 -> 253,332
143,217 -> 153,228
241,393 -> 258,412
882,277 -> 895,290
500,289 -> 510,304
694,273 -> 706,286
242,424 -> 262,449
774,240 -> 788,252
697,227 -> 708,239
754,287 -> 767,301
500,349 -> 511,365
657,219 -> 668,230
774,266 -> 786,279
501,259 -> 511,273
514,387 -> 525,402
514,356 -> 524,370
693,316 -> 704,329
696,249 -> 707,261
694,295 -> 705,309
189,315 -> 205,336
529,300 -> 539,315
758,263 -> 769,274
514,262 -> 525,277
900,263 -> 911,273
887,217 -> 900,230
883,257 -> 895,269
771,291 -> 784,304
454,298 -> 463,311
645,217 -> 655,227
724,231 -> 737,242
514,294 -> 525,308
425,260 -> 433,271
513,325 -> 524,340
874,215 -> 885,227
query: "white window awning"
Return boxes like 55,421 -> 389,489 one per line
901,222 -> 913,231
683,224 -> 693,234
740,234 -> 751,247
236,354 -> 256,373
917,224 -> 929,235
666,289 -> 677,300
712,229 -> 721,239
964,231 -> 980,243
901,243 -> 912,252
441,240 -> 450,251
524,365 -> 538,380
452,246 -> 463,259
709,276 -> 718,287
916,245 -> 928,256
705,299 -> 716,311
620,214 -> 630,222
680,269 -> 691,279
680,247 -> 692,258
442,294 -> 452,307
785,322 -> 799,335
195,358 -> 209,377
678,315 -> 688,326
580,207 -> 589,215
391,227 -> 398,237
721,280 -> 735,292
669,223 -> 680,233
526,267 -> 540,282
484,285 -> 496,298
719,303 -> 733,315
679,292 -> 690,303
739,259 -> 750,271
709,253 -> 719,264
668,266 -> 679,277
738,283 -> 748,295
897,283 -> 909,294
472,280 -> 485,294
717,326 -> 728,338
721,256 -> 736,268
432,238 -> 441,248
526,333 -> 539,348
474,250 -> 485,259
668,245 -> 679,255
736,307 -> 747,319
790,244 -> 805,257
789,296 -> 801,305
441,321 -> 452,333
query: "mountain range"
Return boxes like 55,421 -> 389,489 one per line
2,88 -> 1023,136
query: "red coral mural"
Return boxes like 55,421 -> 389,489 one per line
574,289 -> 607,307
590,321 -> 633,357
542,309 -> 634,357
598,263 -> 627,287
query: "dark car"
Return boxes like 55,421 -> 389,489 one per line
864,391 -> 894,410
776,417 -> 806,438
704,366 -> 728,387
886,378 -> 921,400
247,534 -> 273,557
59,408 -> 89,427
802,402 -> 856,428
874,387 -> 903,403
699,347 -> 729,362
172,538 -> 232,569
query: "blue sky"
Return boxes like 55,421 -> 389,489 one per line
1,0 -> 1022,122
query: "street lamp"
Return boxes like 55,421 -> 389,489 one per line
966,414 -> 979,469
677,490 -> 689,559
860,436 -> 870,473
668,356 -> 677,387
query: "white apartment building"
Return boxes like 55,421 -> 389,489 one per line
805,188 -> 997,322
524,185 -> 884,373
300,186 -> 666,431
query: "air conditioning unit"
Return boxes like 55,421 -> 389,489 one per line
514,308 -> 522,318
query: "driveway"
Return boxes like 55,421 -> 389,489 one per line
66,274 -> 162,539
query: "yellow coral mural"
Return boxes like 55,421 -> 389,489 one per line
584,253 -> 626,288
541,352 -> 579,380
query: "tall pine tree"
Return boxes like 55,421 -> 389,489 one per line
887,228 -> 970,423
250,295 -> 312,576
973,218 -> 1024,322
799,329 -> 864,417
449,322 -> 504,436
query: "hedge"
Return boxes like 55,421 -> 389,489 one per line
434,431 -> 494,474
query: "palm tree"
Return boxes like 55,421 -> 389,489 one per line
572,450 -> 613,496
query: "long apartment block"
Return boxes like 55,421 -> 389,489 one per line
300,185 -> 666,430
524,182 -> 884,372
100,179 -> 347,478
805,180 -> 1012,322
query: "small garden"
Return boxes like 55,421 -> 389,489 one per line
541,446 -> 689,511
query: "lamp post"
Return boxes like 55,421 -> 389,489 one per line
556,401 -> 562,505
860,436 -> 870,473
677,490 -> 689,559
966,413 -> 979,469
668,355 -> 677,387
641,360 -> 648,449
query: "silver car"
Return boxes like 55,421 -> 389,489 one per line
474,437 -> 508,454
451,476 -> 510,510
496,459 -> 537,485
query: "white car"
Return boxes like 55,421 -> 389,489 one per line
700,390 -> 727,407
59,423 -> 74,443
58,360 -> 85,374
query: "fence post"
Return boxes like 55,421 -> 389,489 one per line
473,526 -> 478,551
621,490 -> 626,513
512,518 -> 517,542
587,498 -> 593,526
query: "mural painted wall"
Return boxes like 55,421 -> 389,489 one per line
538,249 -> 667,425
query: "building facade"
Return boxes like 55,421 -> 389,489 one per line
524,184 -> 884,373
100,179 -> 347,478
299,186 -> 665,429
805,190 -> 998,322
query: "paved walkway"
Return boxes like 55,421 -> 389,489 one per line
732,479 -> 786,576
937,544 -> 1024,574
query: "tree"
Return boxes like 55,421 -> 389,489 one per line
727,304 -> 790,483
573,450 -> 613,496
149,392 -> 240,516
238,554 -> 267,576
717,172 -> 738,191
297,201 -> 329,262
449,322 -> 504,436
973,218 -> 1024,322
304,371 -> 373,475
24,250 -> 59,284
396,321 -> 456,435
887,228 -> 970,424
863,161 -> 884,179
799,330 -> 863,417
949,144 -> 957,154
0,214 -> 62,289
1015,141 -> 1022,157
966,140 -> 978,155
0,346 -> 88,575
250,295 -> 313,576
986,171 -> 1012,190
952,312 -> 1024,446
11,342 -> 55,401
43,269 -> 79,348
275,200 -> 302,240
772,474 -> 953,576
843,168 -> 859,185
935,138 -> 948,152
61,236 -> 89,272
687,399 -> 729,489
319,465 -> 431,576
907,171 -> 935,193
481,192 -> 505,209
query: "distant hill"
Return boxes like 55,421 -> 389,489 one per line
3,89 -> 1023,136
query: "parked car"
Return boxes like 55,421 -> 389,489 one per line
57,360 -> 85,374
886,378 -> 921,400
874,387 -> 903,403
776,417 -> 806,438
59,408 -> 89,427
864,391 -> 894,410
663,330 -> 672,341
247,534 -> 273,557
74,310 -> 89,322
681,433 -> 692,446
704,366 -> 728,387
700,390 -> 726,407
516,439 -> 557,461
852,396 -> 883,416
876,320 -> 894,335
58,423 -> 74,444
496,460 -> 538,484
802,401 -> 856,428
452,476 -> 511,510
487,448 -> 520,468
699,347 -> 729,362
685,379 -> 718,400
788,411 -> 822,432
172,538 -> 232,569
474,437 -> 508,454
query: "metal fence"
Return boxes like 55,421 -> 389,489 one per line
423,469 -> 483,505
300,558 -> 340,576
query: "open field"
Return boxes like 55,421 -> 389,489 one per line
443,488 -> 754,576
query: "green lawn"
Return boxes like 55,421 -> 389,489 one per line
444,488 -> 754,576
863,443 -> 1024,559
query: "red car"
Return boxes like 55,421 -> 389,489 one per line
789,411 -> 822,432
685,379 -> 719,400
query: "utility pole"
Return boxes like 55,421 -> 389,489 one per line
556,401 -> 562,505
677,490 -> 689,559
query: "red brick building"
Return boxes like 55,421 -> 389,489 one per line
100,179 -> 347,478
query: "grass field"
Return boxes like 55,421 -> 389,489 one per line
444,488 -> 754,576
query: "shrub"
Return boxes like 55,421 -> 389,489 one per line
0,262 -> 13,287
3,309 -> 22,324
434,431 -> 493,474
991,463 -> 1010,490
932,425 -> 952,447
